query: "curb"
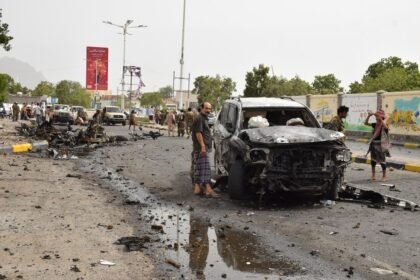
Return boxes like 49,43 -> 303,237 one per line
0,140 -> 49,154
347,138 -> 420,149
351,154 -> 420,173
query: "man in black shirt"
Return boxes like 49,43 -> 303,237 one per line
192,102 -> 219,198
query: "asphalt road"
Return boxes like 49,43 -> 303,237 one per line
84,124 -> 420,280
346,141 -> 420,164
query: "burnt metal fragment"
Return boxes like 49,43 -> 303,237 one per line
114,236 -> 151,251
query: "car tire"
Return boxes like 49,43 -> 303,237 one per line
326,174 -> 343,200
228,160 -> 248,200
122,121 -> 126,126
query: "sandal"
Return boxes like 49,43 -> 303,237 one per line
194,186 -> 203,196
205,191 -> 220,198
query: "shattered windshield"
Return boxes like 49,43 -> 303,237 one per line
241,108 -> 319,129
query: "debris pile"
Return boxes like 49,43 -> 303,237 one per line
339,183 -> 419,211
129,131 -> 163,141
14,122 -> 161,158
15,123 -> 111,147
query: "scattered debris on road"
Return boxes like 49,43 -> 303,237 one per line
165,258 -> 181,269
379,229 -> 399,236
66,173 -> 82,179
339,183 -> 419,211
114,236 -> 151,251
370,267 -> 394,275
70,265 -> 81,272
99,260 -> 116,266
129,131 -> 163,141
14,122 -> 162,159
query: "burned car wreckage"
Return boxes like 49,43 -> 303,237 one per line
213,97 -> 352,200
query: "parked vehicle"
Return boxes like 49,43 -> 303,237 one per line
103,106 -> 126,125
52,104 -> 73,124
213,97 -> 351,200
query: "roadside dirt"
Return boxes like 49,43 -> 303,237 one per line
0,120 -> 153,280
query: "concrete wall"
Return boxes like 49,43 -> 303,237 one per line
299,90 -> 420,141
308,94 -> 338,124
382,91 -> 420,136
292,95 -> 307,106
342,93 -> 377,132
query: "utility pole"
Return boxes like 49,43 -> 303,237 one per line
179,0 -> 187,109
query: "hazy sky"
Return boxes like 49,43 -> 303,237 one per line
1,0 -> 420,94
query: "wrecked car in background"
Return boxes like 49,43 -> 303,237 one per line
213,97 -> 351,200
52,104 -> 74,125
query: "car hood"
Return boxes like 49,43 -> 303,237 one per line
239,126 -> 344,145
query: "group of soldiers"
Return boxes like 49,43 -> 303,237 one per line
162,107 -> 197,137
10,102 -> 55,127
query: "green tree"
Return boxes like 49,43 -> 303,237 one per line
32,81 -> 55,97
0,10 -> 13,51
284,76 -> 313,96
244,64 -> 271,97
140,92 -> 163,108
193,75 -> 236,111
0,74 -> 10,102
364,56 -> 404,79
8,82 -> 30,95
312,74 -> 342,95
55,80 -> 91,107
350,56 -> 420,93
158,86 -> 173,99
348,81 -> 364,94
254,75 -> 312,97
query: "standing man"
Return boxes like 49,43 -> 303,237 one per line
34,103 -> 42,126
185,107 -> 194,138
176,110 -> 186,137
165,110 -> 176,137
328,105 -> 349,132
154,107 -> 161,125
12,102 -> 19,121
192,102 -> 219,198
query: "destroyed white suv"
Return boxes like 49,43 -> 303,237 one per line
213,97 -> 351,200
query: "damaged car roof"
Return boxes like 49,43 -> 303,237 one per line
240,126 -> 344,145
239,97 -> 305,109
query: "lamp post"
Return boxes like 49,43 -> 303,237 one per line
179,0 -> 187,109
103,20 -> 147,110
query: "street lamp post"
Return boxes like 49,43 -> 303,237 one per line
179,0 -> 187,109
103,20 -> 147,110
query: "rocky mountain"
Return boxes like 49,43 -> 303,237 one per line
0,56 -> 46,89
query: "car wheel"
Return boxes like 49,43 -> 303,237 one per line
228,160 -> 248,200
122,121 -> 126,126
326,174 -> 343,200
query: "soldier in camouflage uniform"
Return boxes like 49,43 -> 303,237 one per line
328,105 -> 349,132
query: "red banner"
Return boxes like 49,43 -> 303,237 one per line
86,46 -> 108,90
